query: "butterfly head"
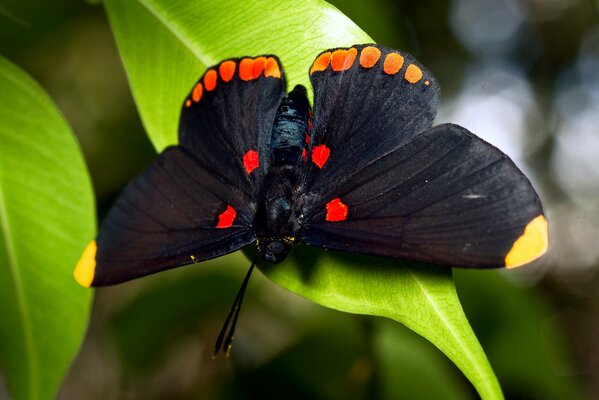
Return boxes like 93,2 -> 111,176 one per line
256,236 -> 296,264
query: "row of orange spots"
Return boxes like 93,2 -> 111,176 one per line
326,198 -> 348,222
216,205 -> 237,228
239,56 -> 281,81
186,57 -> 281,107
309,46 -> 427,84
243,149 -> 259,174
381,51 -> 424,83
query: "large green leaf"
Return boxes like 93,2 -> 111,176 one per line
104,1 -> 502,398
0,56 -> 95,399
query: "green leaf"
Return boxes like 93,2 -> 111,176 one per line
104,1 -> 502,398
261,247 -> 501,398
373,320 -> 473,399
0,56 -> 95,399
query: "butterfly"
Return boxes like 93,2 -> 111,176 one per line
74,44 -> 548,355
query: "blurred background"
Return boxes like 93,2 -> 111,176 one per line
1,0 -> 598,398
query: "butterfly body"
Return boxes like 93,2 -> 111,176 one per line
255,84 -> 311,263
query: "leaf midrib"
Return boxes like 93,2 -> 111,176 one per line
406,267 -> 501,399
0,178 -> 38,399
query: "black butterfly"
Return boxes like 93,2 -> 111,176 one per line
75,44 -> 547,355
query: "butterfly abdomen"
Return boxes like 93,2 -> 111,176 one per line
270,85 -> 311,165
254,85 -> 311,263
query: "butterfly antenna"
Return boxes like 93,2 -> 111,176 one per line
213,259 -> 256,358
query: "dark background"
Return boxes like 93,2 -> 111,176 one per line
1,0 -> 598,398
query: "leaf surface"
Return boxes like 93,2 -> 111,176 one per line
0,56 -> 95,399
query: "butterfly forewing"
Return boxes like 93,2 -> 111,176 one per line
80,56 -> 287,286
305,44 -> 439,195
179,56 -> 286,195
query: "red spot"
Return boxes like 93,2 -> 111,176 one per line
310,52 -> 331,75
217,205 -> 236,228
192,83 -> 203,102
204,69 -> 217,91
219,60 -> 236,82
311,144 -> 330,169
326,198 -> 348,222
239,58 -> 254,81
243,149 -> 259,174
359,46 -> 381,68
302,148 -> 307,162
383,53 -> 404,75
331,48 -> 358,72
307,119 -> 312,131
264,57 -> 281,78
305,133 -> 311,143
252,57 -> 267,79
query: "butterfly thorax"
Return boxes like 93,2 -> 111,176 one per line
255,85 -> 311,263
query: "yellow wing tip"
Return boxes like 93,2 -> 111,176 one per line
74,240 -> 97,287
505,215 -> 548,269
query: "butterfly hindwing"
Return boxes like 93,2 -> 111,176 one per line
88,147 -> 256,286
300,123 -> 547,268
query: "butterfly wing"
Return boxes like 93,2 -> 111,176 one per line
75,56 -> 286,286
304,44 -> 439,191
180,56 -> 285,192
301,45 -> 547,268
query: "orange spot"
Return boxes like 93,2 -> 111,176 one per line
326,198 -> 348,222
505,215 -> 548,268
219,60 -> 236,82
251,56 -> 267,79
264,57 -> 281,78
192,83 -> 203,102
310,52 -> 331,75
404,64 -> 423,83
204,69 -> 217,91
383,53 -> 404,75
239,58 -> 254,81
217,205 -> 237,228
302,148 -> 307,162
359,46 -> 381,68
243,149 -> 259,174
312,144 -> 330,169
185,99 -> 192,107
74,240 -> 97,287
331,48 -> 357,72
424,80 -> 430,86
